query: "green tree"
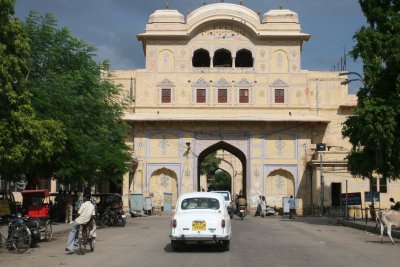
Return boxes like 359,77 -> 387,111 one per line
200,152 -> 221,179
208,169 -> 231,191
21,12 -> 131,186
0,0 -> 65,182
342,0 -> 400,181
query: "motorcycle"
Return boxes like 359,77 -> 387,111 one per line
237,205 -> 247,220
99,208 -> 126,227
260,203 -> 275,217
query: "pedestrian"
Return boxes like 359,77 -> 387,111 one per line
260,196 -> 267,218
288,195 -> 295,219
65,191 -> 73,223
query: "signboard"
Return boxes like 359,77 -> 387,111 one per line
163,193 -> 172,212
341,192 -> 362,205
365,192 -> 380,202
282,197 -> 290,214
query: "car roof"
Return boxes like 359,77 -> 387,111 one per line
178,192 -> 225,202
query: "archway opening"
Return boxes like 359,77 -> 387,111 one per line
213,49 -> 232,67
198,141 -> 246,197
235,49 -> 253,67
149,168 -> 178,208
265,169 -> 295,208
192,49 -> 210,67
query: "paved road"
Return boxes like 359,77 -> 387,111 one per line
0,214 -> 398,267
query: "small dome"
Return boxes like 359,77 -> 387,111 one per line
149,9 -> 185,24
262,9 -> 299,24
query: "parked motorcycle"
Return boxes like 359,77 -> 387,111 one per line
99,208 -> 126,227
237,205 -> 247,220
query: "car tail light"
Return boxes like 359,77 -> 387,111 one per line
221,219 -> 225,228
172,219 -> 177,228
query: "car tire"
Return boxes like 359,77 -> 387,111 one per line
171,240 -> 179,252
222,240 -> 230,251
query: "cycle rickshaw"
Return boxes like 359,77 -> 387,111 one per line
21,189 -> 53,242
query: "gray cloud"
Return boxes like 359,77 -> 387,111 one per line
15,0 -> 364,74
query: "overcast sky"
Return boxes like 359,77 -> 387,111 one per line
15,0 -> 366,91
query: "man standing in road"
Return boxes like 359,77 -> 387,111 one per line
65,193 -> 95,252
288,195 -> 295,220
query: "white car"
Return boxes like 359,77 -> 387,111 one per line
169,192 -> 232,251
211,191 -> 234,218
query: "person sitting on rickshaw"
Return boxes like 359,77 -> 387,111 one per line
65,193 -> 95,252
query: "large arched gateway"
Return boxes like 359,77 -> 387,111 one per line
197,141 -> 247,197
106,2 -> 392,215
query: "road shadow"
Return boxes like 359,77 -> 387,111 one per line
274,216 -> 339,226
164,242 -> 226,253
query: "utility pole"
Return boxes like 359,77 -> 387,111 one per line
317,143 -> 326,216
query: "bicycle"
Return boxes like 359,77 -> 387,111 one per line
76,223 -> 95,255
1,215 -> 31,253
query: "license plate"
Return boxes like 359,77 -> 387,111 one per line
121,214 -> 126,218
240,209 -> 245,212
192,221 -> 206,231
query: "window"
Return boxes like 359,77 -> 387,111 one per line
213,49 -> 232,67
196,89 -> 206,103
218,89 -> 227,103
181,197 -> 220,210
161,88 -> 171,103
192,49 -> 210,67
239,89 -> 249,103
379,177 -> 387,193
235,49 -> 253,67
275,89 -> 285,103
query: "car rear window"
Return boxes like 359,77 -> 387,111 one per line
215,192 -> 229,201
181,197 -> 220,210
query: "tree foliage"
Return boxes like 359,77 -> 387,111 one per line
21,11 -> 131,186
208,169 -> 231,191
342,0 -> 400,179
0,0 -> 65,182
199,152 -> 221,179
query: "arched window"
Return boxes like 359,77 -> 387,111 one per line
213,49 -> 232,67
192,49 -> 210,67
235,49 -> 253,67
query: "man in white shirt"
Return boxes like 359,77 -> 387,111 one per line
65,193 -> 95,252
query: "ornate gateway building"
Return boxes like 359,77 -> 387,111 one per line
110,3 -> 399,214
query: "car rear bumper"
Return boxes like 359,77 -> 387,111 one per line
170,234 -> 230,241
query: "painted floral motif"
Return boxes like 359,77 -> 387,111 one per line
161,175 -> 169,187
159,135 -> 168,155
275,136 -> 286,156
275,175 -> 285,194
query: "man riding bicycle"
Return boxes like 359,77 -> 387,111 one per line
65,193 -> 95,252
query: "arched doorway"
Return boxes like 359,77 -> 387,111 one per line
265,169 -> 295,208
149,168 -> 178,208
197,141 -> 246,196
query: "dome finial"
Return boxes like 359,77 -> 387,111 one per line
166,1 -> 169,9
239,0 -> 243,5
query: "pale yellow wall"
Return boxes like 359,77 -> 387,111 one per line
107,3 -> 400,215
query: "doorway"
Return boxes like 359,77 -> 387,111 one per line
331,183 -> 341,206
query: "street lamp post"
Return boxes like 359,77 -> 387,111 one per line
339,71 -> 365,88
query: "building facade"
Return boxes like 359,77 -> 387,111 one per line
110,3 -> 400,214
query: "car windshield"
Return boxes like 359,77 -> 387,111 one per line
181,197 -> 220,210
